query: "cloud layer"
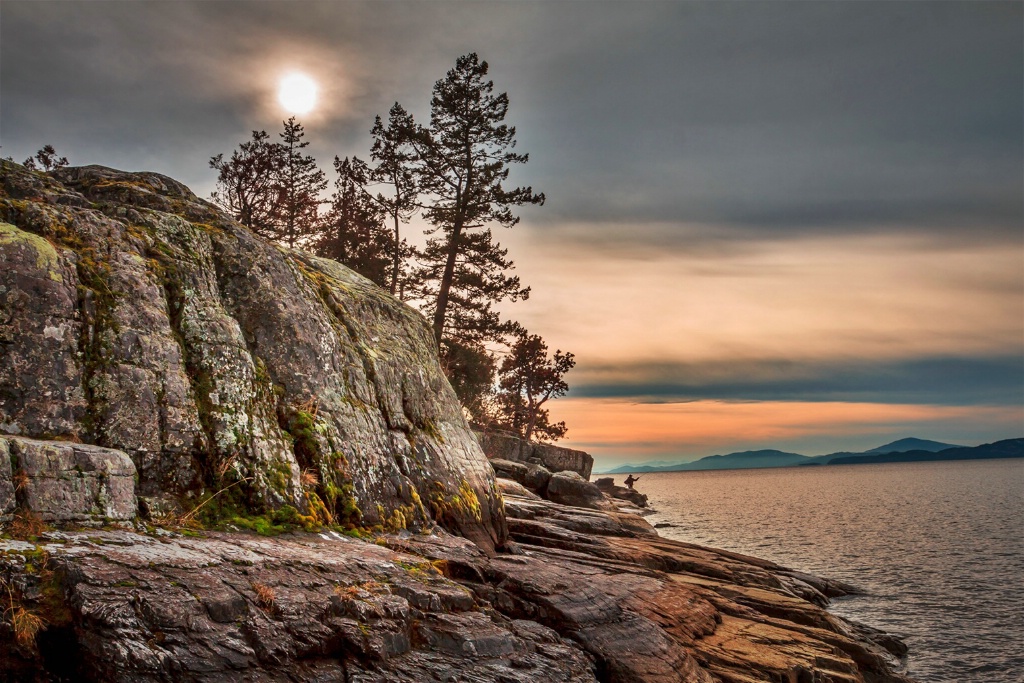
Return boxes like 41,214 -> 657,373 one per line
2,2 -> 1020,465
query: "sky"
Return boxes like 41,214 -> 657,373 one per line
2,1 -> 1021,467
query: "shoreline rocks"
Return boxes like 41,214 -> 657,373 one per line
477,431 -> 594,480
0,494 -> 914,682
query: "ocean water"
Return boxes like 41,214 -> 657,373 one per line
636,458 -> 1024,683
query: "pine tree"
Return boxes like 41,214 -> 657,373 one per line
369,103 -> 419,297
408,53 -> 544,349
494,330 -> 575,442
313,156 -> 395,287
209,130 -> 285,239
274,117 -> 327,248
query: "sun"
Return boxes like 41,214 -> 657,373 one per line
278,73 -> 318,115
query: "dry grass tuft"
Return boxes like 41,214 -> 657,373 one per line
296,395 -> 320,420
7,511 -> 48,540
300,468 -> 320,488
2,577 -> 47,649
213,454 -> 237,482
251,581 -> 277,612
9,606 -> 45,647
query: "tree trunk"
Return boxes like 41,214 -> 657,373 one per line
524,398 -> 538,442
390,211 -> 400,296
432,219 -> 462,347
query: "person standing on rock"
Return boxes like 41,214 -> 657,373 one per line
624,474 -> 640,489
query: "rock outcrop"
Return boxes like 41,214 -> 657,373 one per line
0,161 -> 916,683
0,494 -> 913,683
595,476 -> 649,508
544,470 -> 608,510
0,161 -> 504,549
477,430 -> 594,480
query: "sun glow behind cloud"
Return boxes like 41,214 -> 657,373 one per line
278,72 -> 319,114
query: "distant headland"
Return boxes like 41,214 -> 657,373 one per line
601,437 -> 1024,474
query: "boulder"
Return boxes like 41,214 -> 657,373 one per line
489,458 -> 553,494
495,477 -> 541,500
2,435 -> 136,522
532,441 -> 594,479
0,161 -> 504,550
545,471 -> 608,510
595,476 -> 649,508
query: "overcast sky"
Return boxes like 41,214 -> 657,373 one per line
2,1 -> 1021,465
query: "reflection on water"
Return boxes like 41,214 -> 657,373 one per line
638,459 -> 1024,683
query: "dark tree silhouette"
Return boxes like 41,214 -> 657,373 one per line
275,117 -> 327,248
408,53 -> 544,348
209,130 -> 285,238
369,103 -> 419,297
494,330 -> 575,442
313,156 -> 395,287
23,145 -> 69,172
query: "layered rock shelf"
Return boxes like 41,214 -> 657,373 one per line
0,492 -> 912,682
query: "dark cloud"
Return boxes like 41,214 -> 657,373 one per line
571,355 -> 1024,406
2,1 -> 1020,248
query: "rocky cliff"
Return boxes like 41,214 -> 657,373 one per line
0,161 -> 504,549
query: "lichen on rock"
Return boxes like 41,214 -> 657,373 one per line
0,160 -> 505,549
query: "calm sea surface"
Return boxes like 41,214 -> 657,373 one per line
636,459 -> 1024,683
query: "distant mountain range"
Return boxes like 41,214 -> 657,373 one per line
601,438 -> 1024,474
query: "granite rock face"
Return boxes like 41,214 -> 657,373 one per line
478,431 -> 594,480
1,436 -> 136,522
0,161 -> 504,549
490,458 -> 553,495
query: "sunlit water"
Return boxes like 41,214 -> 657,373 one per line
635,459 -> 1024,682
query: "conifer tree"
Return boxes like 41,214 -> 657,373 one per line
408,53 -> 544,349
369,103 -> 419,297
494,329 -> 575,442
23,144 -> 69,172
210,130 -> 285,239
275,117 -> 327,248
313,156 -> 395,287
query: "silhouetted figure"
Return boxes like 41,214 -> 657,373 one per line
624,474 -> 640,489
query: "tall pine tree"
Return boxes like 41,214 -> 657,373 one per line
209,130 -> 285,239
493,329 -> 575,442
408,53 -> 544,349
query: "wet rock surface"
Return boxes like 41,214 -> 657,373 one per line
0,495 -> 914,683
